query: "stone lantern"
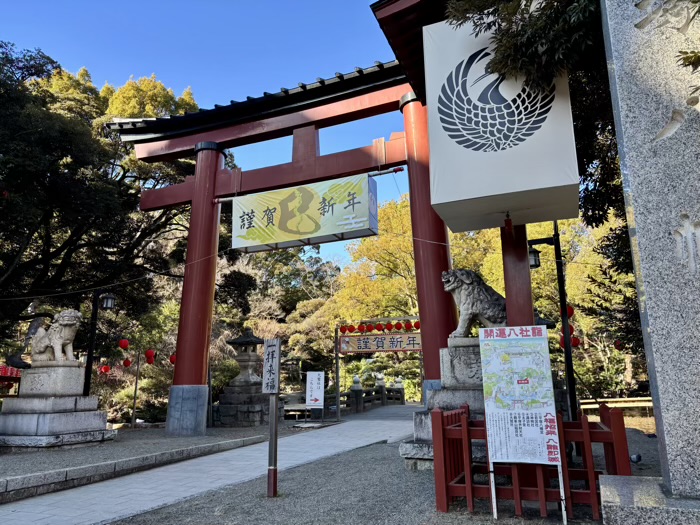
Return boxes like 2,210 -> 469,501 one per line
228,328 -> 263,388
217,328 -> 282,427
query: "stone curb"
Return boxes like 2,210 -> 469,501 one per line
0,435 -> 265,505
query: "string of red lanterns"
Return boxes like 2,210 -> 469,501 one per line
559,305 -> 581,349
338,320 -> 422,334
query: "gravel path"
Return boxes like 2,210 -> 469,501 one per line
0,422 -> 306,478
112,428 -> 659,525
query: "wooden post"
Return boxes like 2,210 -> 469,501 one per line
401,93 -> 457,381
500,218 -> 535,326
432,408 -> 449,512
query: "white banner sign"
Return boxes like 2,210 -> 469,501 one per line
339,333 -> 422,353
424,21 -> 579,232
305,371 -> 325,409
262,339 -> 281,394
232,174 -> 378,252
479,326 -> 561,465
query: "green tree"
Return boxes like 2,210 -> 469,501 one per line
0,43 -> 255,359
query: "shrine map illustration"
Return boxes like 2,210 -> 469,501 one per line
479,327 -> 561,465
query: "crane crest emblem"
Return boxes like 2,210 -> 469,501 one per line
437,47 -> 555,152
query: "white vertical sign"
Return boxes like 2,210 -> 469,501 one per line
478,326 -> 562,465
262,339 -> 281,394
305,371 -> 325,409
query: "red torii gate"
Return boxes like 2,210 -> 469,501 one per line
111,70 -> 457,435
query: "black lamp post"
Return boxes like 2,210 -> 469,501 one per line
528,221 -> 577,421
83,290 -> 116,396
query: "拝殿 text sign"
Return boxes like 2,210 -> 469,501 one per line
232,174 -> 378,252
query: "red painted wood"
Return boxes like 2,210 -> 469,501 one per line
432,408 -> 449,512
172,147 -> 223,386
512,465 -> 522,516
402,98 -> 456,380
500,221 -> 535,326
581,414 -> 601,520
460,412 -> 475,512
134,84 -> 411,162
213,134 -> 407,198
536,465 -> 547,517
601,405 -> 632,476
374,0 -> 421,18
267,468 -> 278,497
140,177 -> 194,211
292,125 -> 319,162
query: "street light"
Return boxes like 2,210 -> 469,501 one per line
100,293 -> 116,310
83,290 -> 116,396
528,221 -> 577,422
528,246 -> 542,269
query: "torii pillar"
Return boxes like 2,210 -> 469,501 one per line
401,93 -> 457,385
166,142 -> 224,436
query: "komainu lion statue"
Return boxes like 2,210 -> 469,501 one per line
442,270 -> 554,338
31,309 -> 82,362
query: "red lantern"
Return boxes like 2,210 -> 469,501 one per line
395,322 -> 403,331
119,339 -> 129,350
414,321 -> 420,330
145,349 -> 155,359
571,337 -> 581,348
405,321 -> 413,331
339,325 -> 347,334
146,356 -> 155,365
560,305 -> 575,318
561,324 -> 574,336
358,324 -> 366,333
347,325 -> 355,333
614,340 -> 622,350
169,354 -> 176,364
123,359 -> 132,367
375,323 -> 384,331
100,365 -> 110,374
366,324 -> 374,332
385,322 -> 394,331
559,336 -> 565,349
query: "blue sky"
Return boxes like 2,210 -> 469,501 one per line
1,1 -> 409,265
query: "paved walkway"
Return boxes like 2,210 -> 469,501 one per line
0,405 -> 417,525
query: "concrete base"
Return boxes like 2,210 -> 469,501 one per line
402,340 -> 486,467
165,385 -> 208,436
1,396 -> 98,414
0,410 -> 106,435
0,394 -> 113,450
601,476 -> 700,524
0,429 -> 117,450
20,363 -> 84,397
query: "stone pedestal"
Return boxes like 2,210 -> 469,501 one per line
218,383 -> 283,427
600,0 -> 700,520
400,337 -> 486,468
0,363 -> 115,450
19,363 -> 85,397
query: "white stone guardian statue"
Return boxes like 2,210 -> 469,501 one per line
31,309 -> 82,362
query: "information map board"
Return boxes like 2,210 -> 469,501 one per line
478,326 -> 562,466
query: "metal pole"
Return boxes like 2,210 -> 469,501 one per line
131,351 -> 141,429
83,290 -> 100,396
207,361 -> 213,427
267,393 -> 279,497
334,326 -> 341,422
553,221 -> 577,421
